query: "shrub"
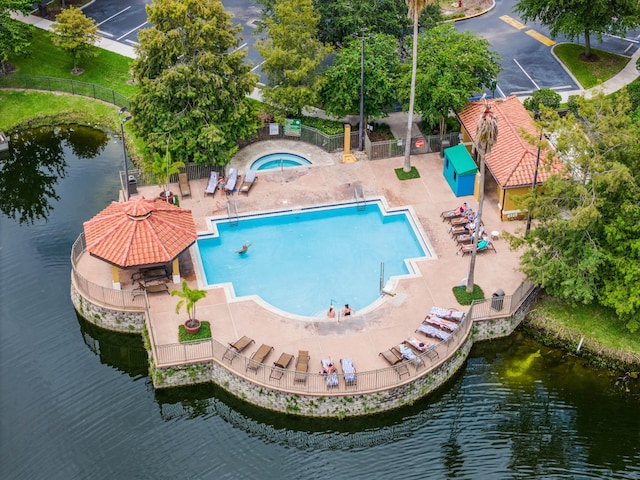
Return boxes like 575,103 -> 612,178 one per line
523,89 -> 561,112
452,284 -> 485,305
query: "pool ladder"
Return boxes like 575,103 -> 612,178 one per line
354,184 -> 365,211
227,199 -> 239,226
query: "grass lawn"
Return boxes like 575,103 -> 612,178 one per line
553,43 -> 630,89
0,90 -> 120,131
9,28 -> 136,97
535,296 -> 640,354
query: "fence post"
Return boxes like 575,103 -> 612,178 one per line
93,84 -> 96,99
112,90 -> 116,105
71,79 -> 75,95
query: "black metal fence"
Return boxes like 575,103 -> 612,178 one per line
0,74 -> 130,109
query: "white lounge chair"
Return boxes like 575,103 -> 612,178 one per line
205,171 -> 218,195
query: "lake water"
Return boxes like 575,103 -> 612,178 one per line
1,126 -> 638,479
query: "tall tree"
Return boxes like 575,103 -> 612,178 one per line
510,92 -> 640,331
51,6 -> 99,74
403,0 -> 437,173
0,0 -> 34,74
466,99 -> 497,293
402,23 -> 500,135
514,0 -> 640,58
131,0 -> 259,165
256,0 -> 332,118
321,33 -> 400,126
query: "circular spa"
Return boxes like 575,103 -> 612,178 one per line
250,152 -> 312,171
197,200 -> 431,317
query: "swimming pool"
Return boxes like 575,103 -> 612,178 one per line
250,152 -> 312,171
197,201 -> 431,317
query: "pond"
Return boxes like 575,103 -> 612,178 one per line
0,126 -> 638,479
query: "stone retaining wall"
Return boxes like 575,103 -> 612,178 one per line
150,334 -> 474,418
71,284 -> 145,333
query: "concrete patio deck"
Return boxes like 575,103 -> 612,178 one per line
77,140 -> 526,373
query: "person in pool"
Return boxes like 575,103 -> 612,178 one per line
236,242 -> 252,254
342,304 -> 353,316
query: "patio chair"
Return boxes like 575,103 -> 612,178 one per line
238,169 -> 257,195
379,347 -> 410,379
341,358 -> 357,386
457,238 -> 496,256
224,168 -> 239,195
321,359 -> 339,388
222,335 -> 255,363
269,352 -> 294,381
247,344 -> 273,372
398,343 -> 424,368
424,314 -> 459,332
406,336 -> 439,360
416,323 -> 451,342
178,173 -> 191,198
294,350 -> 310,383
429,307 -> 465,322
204,171 -> 218,195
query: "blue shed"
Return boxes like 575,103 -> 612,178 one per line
443,144 -> 477,197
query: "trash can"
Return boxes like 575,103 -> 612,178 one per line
491,289 -> 505,310
440,140 -> 450,157
128,174 -> 138,195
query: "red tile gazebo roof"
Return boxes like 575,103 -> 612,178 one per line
457,96 -> 562,188
83,197 -> 197,268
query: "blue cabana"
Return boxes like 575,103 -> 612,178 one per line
443,144 -> 477,197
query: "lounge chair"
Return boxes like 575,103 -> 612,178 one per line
247,344 -> 273,372
457,238 -> 496,256
424,314 -> 459,332
398,343 -> 423,367
321,359 -> 339,388
416,323 -> 451,341
429,307 -> 465,322
294,350 -> 310,383
340,358 -> 357,386
178,173 -> 191,198
238,169 -> 257,195
204,171 -> 218,195
269,352 -> 294,380
406,336 -> 439,360
224,168 -> 239,195
379,347 -> 410,378
222,335 -> 255,363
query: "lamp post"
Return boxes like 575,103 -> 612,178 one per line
525,126 -> 543,235
118,107 -> 132,201
358,29 -> 365,152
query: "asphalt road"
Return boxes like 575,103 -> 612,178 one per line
455,0 -> 640,97
81,0 -> 639,96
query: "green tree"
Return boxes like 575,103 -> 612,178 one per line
321,33 -> 400,126
51,6 -> 99,74
510,92 -> 640,331
401,23 -> 500,135
403,0 -> 437,173
514,0 -> 640,59
171,281 -> 207,329
0,0 -> 34,74
131,0 -> 259,165
256,0 -> 332,118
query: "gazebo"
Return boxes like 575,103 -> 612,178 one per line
83,197 -> 198,289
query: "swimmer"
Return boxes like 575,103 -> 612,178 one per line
327,306 -> 335,318
342,304 -> 353,316
236,242 -> 252,254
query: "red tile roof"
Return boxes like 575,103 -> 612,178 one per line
457,96 -> 562,188
83,197 -> 197,268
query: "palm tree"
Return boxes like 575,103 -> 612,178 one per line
403,0 -> 435,173
171,281 -> 207,329
466,97 -> 498,293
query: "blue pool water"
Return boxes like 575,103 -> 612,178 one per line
250,152 -> 312,171
197,202 -> 430,316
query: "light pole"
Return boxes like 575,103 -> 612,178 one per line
358,29 -> 365,152
118,107 -> 132,201
525,125 -> 544,235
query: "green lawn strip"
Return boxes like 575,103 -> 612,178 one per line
394,166 -> 420,180
9,28 -> 136,97
553,43 -> 630,89
178,321 -> 212,342
452,284 -> 485,305
534,296 -> 640,354
0,90 -> 120,131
